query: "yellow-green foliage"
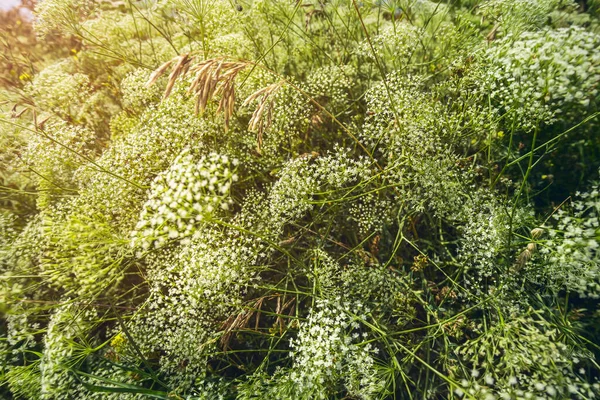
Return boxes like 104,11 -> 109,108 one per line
1,1 -> 600,399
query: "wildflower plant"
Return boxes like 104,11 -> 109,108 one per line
532,183 -> 600,297
483,26 -> 600,130
1,0 -> 600,399
132,149 -> 239,249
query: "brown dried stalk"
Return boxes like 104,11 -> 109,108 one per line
146,54 -> 192,98
242,81 -> 283,152
147,54 -> 291,145
486,22 -> 500,42
11,105 -> 29,119
188,58 -> 247,130
220,296 -> 265,350
219,294 -> 296,349
147,55 -> 249,132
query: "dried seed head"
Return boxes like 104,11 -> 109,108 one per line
146,58 -> 176,87
149,54 -> 287,144
531,228 -> 544,239
187,58 -> 247,131
149,55 -> 251,133
37,115 -> 52,130
243,81 -> 284,152
517,249 -> 532,266
163,53 -> 192,99
11,107 -> 29,119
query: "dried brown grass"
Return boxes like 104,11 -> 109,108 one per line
242,81 -> 283,152
219,294 -> 296,350
147,54 -> 283,145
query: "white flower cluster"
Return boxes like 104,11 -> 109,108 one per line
0,216 -> 44,311
348,194 -> 394,236
479,0 -> 576,35
23,120 -> 96,208
41,212 -> 131,298
132,149 -> 238,249
361,73 -> 444,155
39,303 -> 97,399
0,212 -> 16,261
120,68 -> 162,112
210,32 -> 255,60
289,299 -> 383,399
127,221 -> 264,390
300,250 -> 410,322
25,121 -> 95,175
538,183 -> 600,297
484,26 -> 600,130
34,0 -> 97,36
456,312 -> 599,399
340,262 -> 409,318
75,82 -> 215,231
173,0 -> 238,43
457,195 -> 510,280
408,0 -> 450,17
265,85 -> 312,139
26,61 -> 92,118
357,24 -> 419,69
304,65 -> 356,114
268,150 -> 372,223
363,73 -> 482,221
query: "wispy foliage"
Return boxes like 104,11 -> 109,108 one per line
1,0 -> 600,399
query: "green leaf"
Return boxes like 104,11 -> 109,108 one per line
72,370 -> 171,399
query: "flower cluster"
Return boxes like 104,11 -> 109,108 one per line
73,83 -> 215,231
0,211 -> 16,261
348,194 -> 394,236
304,65 -> 356,114
479,0 -> 576,35
132,150 -> 238,249
455,312 -> 600,399
23,120 -> 96,208
288,299 -> 383,399
34,0 -> 97,37
536,182 -> 600,297
26,61 -> 91,119
484,26 -> 600,130
267,150 -> 372,224
457,194 -> 509,279
0,216 -> 45,310
120,68 -> 163,112
39,303 -> 97,399
357,24 -> 419,69
361,73 -> 444,153
340,262 -> 411,320
126,216 -> 265,390
262,85 -> 312,144
41,211 -> 131,298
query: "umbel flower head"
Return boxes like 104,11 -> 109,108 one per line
131,149 -> 238,249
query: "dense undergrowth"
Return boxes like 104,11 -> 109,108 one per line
1,0 -> 600,398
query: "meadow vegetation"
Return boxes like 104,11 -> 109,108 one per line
1,0 -> 600,398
